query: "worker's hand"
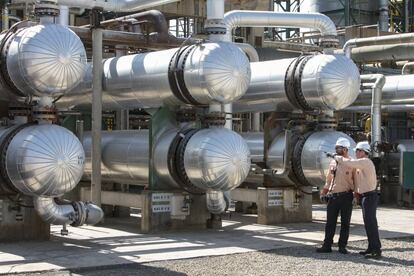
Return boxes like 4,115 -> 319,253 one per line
320,194 -> 329,204
325,152 -> 337,159
320,188 -> 329,195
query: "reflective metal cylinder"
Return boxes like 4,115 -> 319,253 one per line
267,131 -> 356,187
56,42 -> 251,110
0,124 -> 85,197
241,132 -> 264,163
0,24 -> 87,99
233,54 -> 360,113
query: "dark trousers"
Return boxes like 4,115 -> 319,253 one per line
323,192 -> 353,249
361,192 -> 381,252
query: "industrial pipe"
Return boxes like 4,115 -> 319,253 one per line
402,62 -> 414,75
56,42 -> 251,110
351,74 -> 414,107
0,23 -> 87,100
233,54 -> 360,114
360,74 -> 385,158
379,0 -> 389,32
82,128 -> 251,193
14,0 -> 181,12
221,10 -> 338,46
0,124 -> 103,226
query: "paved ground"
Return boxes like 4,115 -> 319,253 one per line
1,205 -> 414,275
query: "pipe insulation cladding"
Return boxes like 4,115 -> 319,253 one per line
56,42 -> 252,110
0,124 -> 103,226
82,128 -> 251,194
233,54 -> 360,113
0,23 -> 87,100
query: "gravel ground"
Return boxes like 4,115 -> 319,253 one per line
12,237 -> 414,276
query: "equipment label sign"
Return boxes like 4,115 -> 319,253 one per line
268,190 -> 283,206
152,193 -> 173,213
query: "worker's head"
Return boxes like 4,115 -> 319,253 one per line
335,137 -> 350,156
355,141 -> 371,159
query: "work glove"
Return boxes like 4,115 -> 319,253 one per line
325,152 -> 337,159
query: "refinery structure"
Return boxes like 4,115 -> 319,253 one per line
0,0 -> 413,244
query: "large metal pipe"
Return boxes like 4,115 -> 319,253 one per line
352,74 -> 414,107
0,23 -> 87,100
56,42 -> 251,110
221,10 -> 338,46
233,54 -> 361,113
267,131 -> 356,187
14,0 -> 180,12
360,74 -> 385,158
342,33 -> 414,62
0,124 -> 103,226
82,128 -> 251,193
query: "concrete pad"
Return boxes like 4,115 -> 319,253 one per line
0,205 -> 413,274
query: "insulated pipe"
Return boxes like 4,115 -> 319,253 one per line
351,74 -> 414,107
221,10 -> 338,46
236,43 -> 260,62
233,54 -> 361,114
0,23 -> 87,100
344,104 -> 414,112
402,62 -> 414,75
58,5 -> 69,26
56,42 -> 251,110
33,197 -> 103,226
344,43 -> 414,63
360,74 -> 385,158
0,124 -> 103,226
17,0 -> 181,12
206,191 -> 229,215
82,128 -> 251,193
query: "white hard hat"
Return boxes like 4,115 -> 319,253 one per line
355,141 -> 371,153
335,137 -> 351,149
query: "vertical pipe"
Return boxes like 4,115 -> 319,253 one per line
379,0 -> 389,32
58,5 -> 69,26
405,0 -> 410,32
91,26 -> 103,207
2,6 -> 9,31
75,120 -> 84,143
252,112 -> 261,132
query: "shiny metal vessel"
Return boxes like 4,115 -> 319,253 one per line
3,124 -> 85,197
267,131 -> 356,187
56,42 -> 251,110
240,132 -> 264,163
233,54 -> 360,113
1,24 -> 87,99
82,128 -> 251,192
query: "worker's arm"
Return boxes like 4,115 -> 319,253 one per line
335,156 -> 369,169
321,160 -> 335,194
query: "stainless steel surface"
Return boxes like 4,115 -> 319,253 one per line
5,124 -> 85,197
19,0 -> 180,12
222,10 -> 337,42
345,104 -> 414,112
342,33 -> 414,63
236,43 -> 260,62
300,131 -> 356,187
83,130 -> 150,186
184,128 -> 251,191
56,42 -> 251,110
267,131 -> 356,187
58,5 -> 69,26
352,74 -> 414,107
91,27 -> 103,207
241,132 -> 264,163
206,191 -> 228,215
5,24 -> 87,98
83,128 -> 251,192
402,62 -> 414,75
33,197 -> 76,225
360,74 -> 385,158
234,54 -> 360,113
33,197 -> 103,225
